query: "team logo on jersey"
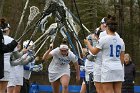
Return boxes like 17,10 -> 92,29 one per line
113,38 -> 117,43
58,58 -> 70,65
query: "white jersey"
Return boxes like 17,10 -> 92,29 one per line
14,53 -> 27,79
84,59 -> 94,74
99,30 -> 120,38
48,47 -> 78,82
23,53 -> 35,80
96,35 -> 125,82
3,35 -> 14,71
48,47 -> 78,73
97,35 -> 125,63
94,51 -> 103,82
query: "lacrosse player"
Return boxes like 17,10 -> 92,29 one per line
43,40 -> 80,93
84,16 -> 125,93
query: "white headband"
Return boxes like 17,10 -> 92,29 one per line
60,44 -> 68,50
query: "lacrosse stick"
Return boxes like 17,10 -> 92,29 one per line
39,13 -> 52,33
17,9 -> 51,42
34,28 -> 58,57
66,9 -> 91,33
33,23 -> 57,45
19,6 -> 40,41
34,35 -> 50,57
43,0 -> 52,12
65,19 -> 83,58
14,0 -> 30,39
62,27 -> 78,56
28,6 -> 40,25
34,23 -> 58,56
60,27 -> 81,57
72,0 -> 86,38
17,0 -> 54,41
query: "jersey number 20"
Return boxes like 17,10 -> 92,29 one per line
110,45 -> 121,57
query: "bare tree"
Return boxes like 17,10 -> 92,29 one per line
118,0 -> 124,37
0,0 -> 5,17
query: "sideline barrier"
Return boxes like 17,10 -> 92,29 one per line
135,86 -> 140,93
29,83 -> 140,93
29,83 -> 81,93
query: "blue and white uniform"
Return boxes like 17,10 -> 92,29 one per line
84,58 -> 94,81
24,59 -> 43,80
93,51 -> 102,82
96,35 -> 125,82
0,35 -> 15,81
99,30 -> 120,38
48,47 -> 78,82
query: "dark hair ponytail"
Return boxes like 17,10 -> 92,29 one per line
94,28 -> 102,37
106,16 -> 118,32
0,18 -> 10,30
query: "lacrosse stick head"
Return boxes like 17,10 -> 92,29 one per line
43,0 -> 52,12
28,6 -> 40,25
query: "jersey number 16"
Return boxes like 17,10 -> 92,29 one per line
110,45 -> 121,57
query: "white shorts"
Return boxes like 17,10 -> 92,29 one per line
94,75 -> 101,82
0,71 -> 10,81
7,67 -> 16,87
15,76 -> 23,86
7,76 -> 23,87
7,77 -> 16,87
49,70 -> 70,82
101,64 -> 124,82
94,64 -> 101,82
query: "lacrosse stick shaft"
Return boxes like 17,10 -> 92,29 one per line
17,23 -> 36,42
35,27 -> 58,56
67,20 -> 83,58
66,9 -> 91,33
33,23 -> 57,45
17,11 -> 47,42
34,34 -> 49,49
33,32 -> 47,45
63,28 -> 78,56
14,0 -> 30,39
72,0 -> 86,38
34,36 -> 50,56
25,26 -> 38,49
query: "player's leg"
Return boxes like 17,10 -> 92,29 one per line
60,75 -> 70,93
7,86 -> 15,93
80,81 -> 86,93
94,82 -> 104,93
113,82 -> 122,93
0,81 -> 8,93
51,79 -> 60,93
102,82 -> 114,93
13,85 -> 22,93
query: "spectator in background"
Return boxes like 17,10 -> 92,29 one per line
122,53 -> 136,93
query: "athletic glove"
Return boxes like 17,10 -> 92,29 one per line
87,54 -> 96,62
32,64 -> 43,72
80,66 -> 85,71
26,55 -> 34,62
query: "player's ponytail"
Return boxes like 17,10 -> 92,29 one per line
106,16 -> 118,32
